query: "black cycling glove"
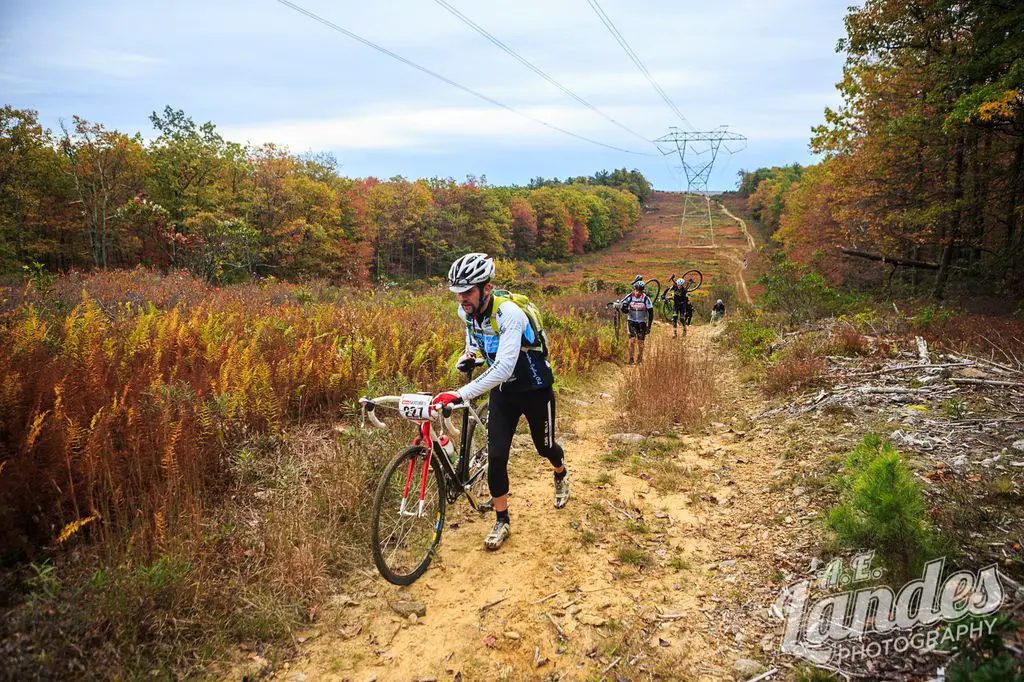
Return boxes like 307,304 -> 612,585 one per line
457,356 -> 482,373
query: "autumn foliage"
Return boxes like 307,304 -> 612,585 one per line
0,106 -> 644,284
0,269 -> 618,562
738,0 -> 1024,301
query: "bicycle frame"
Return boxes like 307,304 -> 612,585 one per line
359,396 -> 490,516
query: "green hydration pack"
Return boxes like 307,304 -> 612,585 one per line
477,290 -> 549,355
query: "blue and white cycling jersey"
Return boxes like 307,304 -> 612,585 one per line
456,298 -> 554,401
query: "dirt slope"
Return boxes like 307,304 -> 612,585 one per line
236,196 -> 788,681
548,191 -> 753,306
273,327 -> 792,682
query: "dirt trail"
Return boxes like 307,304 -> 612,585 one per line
248,194 -> 788,681
547,192 -> 754,306
714,200 -> 754,305
275,326 -> 790,682
717,201 -> 756,252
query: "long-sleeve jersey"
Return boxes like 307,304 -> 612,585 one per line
667,285 -> 690,309
620,293 -> 653,324
456,298 -> 554,401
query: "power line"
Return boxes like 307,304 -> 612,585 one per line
273,0 -> 654,156
431,0 -> 658,151
585,0 -> 694,130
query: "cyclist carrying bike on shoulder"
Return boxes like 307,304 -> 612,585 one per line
619,279 -> 653,365
663,277 -> 692,338
431,253 -> 569,551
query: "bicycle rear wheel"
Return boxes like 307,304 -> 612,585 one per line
644,279 -> 661,302
681,270 -> 703,291
371,445 -> 446,585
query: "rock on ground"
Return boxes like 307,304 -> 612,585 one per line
733,658 -> 766,680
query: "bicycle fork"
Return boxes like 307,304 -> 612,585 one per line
399,421 -> 434,518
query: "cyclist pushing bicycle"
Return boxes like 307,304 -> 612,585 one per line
431,252 -> 569,551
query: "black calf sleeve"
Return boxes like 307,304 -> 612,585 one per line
487,386 -> 564,498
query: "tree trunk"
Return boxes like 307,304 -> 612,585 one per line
1008,110 -> 1024,249
840,248 -> 941,269
932,135 -> 965,300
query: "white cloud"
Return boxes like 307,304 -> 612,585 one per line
49,50 -> 165,80
218,103 -> 671,153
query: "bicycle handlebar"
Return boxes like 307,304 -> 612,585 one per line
358,394 -> 473,433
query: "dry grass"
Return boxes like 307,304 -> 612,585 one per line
617,341 -> 721,433
0,419 -> 408,679
0,268 -> 623,679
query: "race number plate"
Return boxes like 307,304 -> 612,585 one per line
398,393 -> 433,420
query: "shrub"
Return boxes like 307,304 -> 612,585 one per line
729,316 -> 777,364
758,256 -> 860,324
0,269 -> 618,564
617,547 -> 653,567
763,338 -> 827,396
830,326 -> 870,356
944,613 -> 1024,682
827,436 -> 937,580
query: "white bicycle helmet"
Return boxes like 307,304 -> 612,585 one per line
675,278 -> 685,287
448,252 -> 495,292
633,279 -> 646,290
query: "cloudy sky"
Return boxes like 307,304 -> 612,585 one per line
1,0 -> 852,190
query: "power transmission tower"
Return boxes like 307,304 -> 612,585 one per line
656,127 -> 747,247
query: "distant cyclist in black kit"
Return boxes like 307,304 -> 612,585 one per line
711,298 -> 726,323
663,277 -> 692,338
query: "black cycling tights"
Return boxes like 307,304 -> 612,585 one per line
487,386 -> 565,498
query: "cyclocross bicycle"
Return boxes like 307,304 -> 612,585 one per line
655,269 -> 703,323
360,375 -> 490,585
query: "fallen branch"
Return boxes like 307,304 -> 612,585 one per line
838,361 -> 972,379
544,612 -> 565,639
606,501 -> 636,521
601,656 -> 622,674
982,334 -> 1020,367
961,355 -> 1023,375
854,386 -> 929,394
746,669 -> 779,682
479,597 -> 507,613
949,378 -> 1024,388
655,613 -> 688,621
530,591 -> 561,605
839,248 -> 941,270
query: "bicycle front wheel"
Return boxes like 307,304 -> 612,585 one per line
465,403 -> 490,505
371,445 -> 447,585
657,297 -> 674,323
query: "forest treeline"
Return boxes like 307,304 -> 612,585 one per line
0,105 -> 647,284
738,0 -> 1023,301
